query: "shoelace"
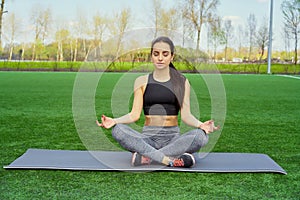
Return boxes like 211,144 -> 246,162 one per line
141,156 -> 151,165
171,158 -> 184,167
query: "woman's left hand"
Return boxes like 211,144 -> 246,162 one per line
199,120 -> 220,134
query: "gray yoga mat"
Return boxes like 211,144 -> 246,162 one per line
4,149 -> 287,174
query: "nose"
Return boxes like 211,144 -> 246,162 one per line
158,53 -> 163,61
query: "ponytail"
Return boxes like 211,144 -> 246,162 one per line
169,62 -> 186,108
169,62 -> 176,69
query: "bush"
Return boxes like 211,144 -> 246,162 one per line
0,60 -> 299,74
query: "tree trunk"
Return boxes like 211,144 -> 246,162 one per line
83,39 -> 87,58
294,32 -> 298,65
196,29 -> 201,51
0,0 -> 5,49
74,38 -> 78,62
84,45 -> 92,61
32,43 -> 36,61
21,44 -> 25,60
60,42 -> 63,61
8,45 -> 12,60
224,45 -> 228,62
70,40 -> 73,61
56,43 -> 59,61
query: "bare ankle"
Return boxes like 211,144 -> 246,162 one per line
162,156 -> 172,165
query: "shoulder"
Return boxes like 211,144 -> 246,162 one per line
184,78 -> 190,89
135,74 -> 148,82
134,74 -> 149,91
134,74 -> 148,85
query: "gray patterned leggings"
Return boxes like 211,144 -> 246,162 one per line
112,124 -> 208,163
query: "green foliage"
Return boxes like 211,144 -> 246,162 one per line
0,72 -> 300,199
0,61 -> 80,71
214,63 -> 300,74
0,61 -> 300,74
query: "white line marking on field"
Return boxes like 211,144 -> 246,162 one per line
277,75 -> 300,80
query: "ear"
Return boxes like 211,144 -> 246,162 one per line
171,54 -> 175,61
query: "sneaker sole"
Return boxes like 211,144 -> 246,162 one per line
131,152 -> 138,166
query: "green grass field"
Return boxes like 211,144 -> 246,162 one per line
1,72 -> 299,199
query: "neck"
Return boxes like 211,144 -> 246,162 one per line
153,67 -> 170,82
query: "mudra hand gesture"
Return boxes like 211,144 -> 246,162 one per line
96,115 -> 116,129
200,120 -> 220,134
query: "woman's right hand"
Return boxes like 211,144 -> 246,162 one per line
96,115 -> 116,129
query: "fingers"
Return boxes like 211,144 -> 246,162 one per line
204,120 -> 214,125
97,115 -> 115,129
206,119 -> 214,124
96,115 -> 106,126
207,120 -> 219,129
96,120 -> 103,127
203,120 -> 220,134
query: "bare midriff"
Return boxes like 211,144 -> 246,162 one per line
144,115 -> 178,127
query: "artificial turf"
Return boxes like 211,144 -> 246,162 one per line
1,72 -> 299,199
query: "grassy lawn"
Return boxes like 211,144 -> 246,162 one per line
1,72 -> 299,199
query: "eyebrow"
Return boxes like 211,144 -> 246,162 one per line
153,50 -> 170,53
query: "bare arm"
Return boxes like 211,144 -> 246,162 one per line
97,75 -> 147,129
180,79 -> 219,134
113,75 -> 145,124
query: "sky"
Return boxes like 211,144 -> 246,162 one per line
4,0 -> 286,51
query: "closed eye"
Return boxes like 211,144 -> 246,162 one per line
152,51 -> 170,57
163,51 -> 169,57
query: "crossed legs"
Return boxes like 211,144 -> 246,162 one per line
112,124 -> 208,165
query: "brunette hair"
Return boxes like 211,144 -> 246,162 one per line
151,36 -> 186,108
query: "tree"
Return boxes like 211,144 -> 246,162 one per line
283,24 -> 291,60
41,8 -> 52,44
281,0 -> 300,64
182,0 -> 220,51
73,11 -> 94,62
223,19 -> 233,61
55,29 -> 70,61
150,0 -> 179,38
208,17 -> 224,61
159,8 -> 180,37
253,17 -> 270,73
72,12 -> 87,61
30,6 -> 52,60
236,25 -> 245,58
151,0 -> 162,38
255,17 -> 269,61
247,13 -> 257,60
0,0 -> 7,49
112,8 -> 131,59
92,13 -> 108,59
5,12 -> 20,60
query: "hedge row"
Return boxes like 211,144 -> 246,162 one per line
0,60 -> 299,74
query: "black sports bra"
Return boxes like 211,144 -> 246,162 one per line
143,74 -> 180,115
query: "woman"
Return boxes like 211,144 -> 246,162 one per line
96,36 -> 219,168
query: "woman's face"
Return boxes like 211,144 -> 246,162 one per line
151,42 -> 174,70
